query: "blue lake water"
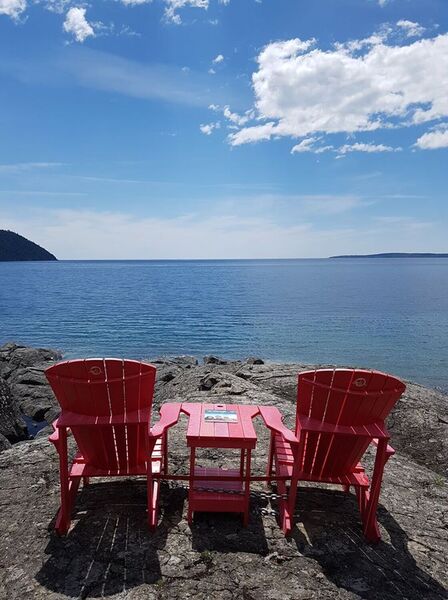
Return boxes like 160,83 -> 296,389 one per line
0,258 -> 447,391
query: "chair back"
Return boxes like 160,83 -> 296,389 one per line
296,369 -> 405,478
46,358 -> 156,472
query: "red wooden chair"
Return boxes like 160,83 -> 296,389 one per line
45,358 -> 161,535
266,369 -> 406,542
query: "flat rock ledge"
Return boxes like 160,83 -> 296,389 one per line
0,347 -> 447,600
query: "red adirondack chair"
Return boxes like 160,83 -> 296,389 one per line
266,368 -> 406,542
45,358 -> 160,535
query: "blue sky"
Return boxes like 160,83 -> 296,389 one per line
0,0 -> 447,259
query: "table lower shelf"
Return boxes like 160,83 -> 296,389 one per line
189,467 -> 247,513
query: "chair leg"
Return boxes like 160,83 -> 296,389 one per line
282,475 -> 298,534
362,438 -> 388,543
147,461 -> 156,530
54,427 -> 72,536
356,486 -> 367,516
266,432 -> 275,487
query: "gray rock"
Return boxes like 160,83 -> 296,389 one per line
152,356 -> 198,368
0,342 -> 61,370
0,432 -> 12,451
0,378 -> 27,444
0,366 -> 447,600
203,355 -> 228,365
0,343 -> 61,423
245,357 -> 265,365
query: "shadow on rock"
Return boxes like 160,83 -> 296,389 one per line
288,487 -> 447,600
190,505 -> 269,555
35,480 -> 185,598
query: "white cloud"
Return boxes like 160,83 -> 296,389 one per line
0,0 -> 26,20
63,7 -> 95,42
415,124 -> 448,149
337,142 -> 401,154
208,67 -> 216,75
0,161 -> 66,173
290,139 -> 399,155
291,137 -> 322,154
212,54 -> 224,64
163,0 -> 208,23
228,32 -> 448,147
200,121 -> 220,135
37,0 -> 71,14
397,20 -> 425,38
209,103 -> 253,126
223,106 -> 249,126
1,205 -> 441,260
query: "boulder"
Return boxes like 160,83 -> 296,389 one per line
0,343 -> 61,423
0,378 -> 27,444
245,357 -> 265,365
0,432 -> 12,451
203,355 -> 228,365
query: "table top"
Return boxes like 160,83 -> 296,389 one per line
181,402 -> 259,449
153,401 -> 296,451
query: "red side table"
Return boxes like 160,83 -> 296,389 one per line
149,402 -> 298,528
183,402 -> 258,525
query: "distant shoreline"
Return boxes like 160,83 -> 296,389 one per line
330,253 -> 448,259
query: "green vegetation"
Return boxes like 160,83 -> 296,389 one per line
0,230 -> 57,261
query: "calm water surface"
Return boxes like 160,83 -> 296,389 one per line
0,259 -> 447,391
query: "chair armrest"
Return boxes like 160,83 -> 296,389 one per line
258,406 -> 299,445
372,437 -> 395,457
150,402 -> 182,438
298,416 -> 390,439
48,419 -> 60,444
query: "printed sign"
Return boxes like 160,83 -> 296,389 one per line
204,409 -> 238,423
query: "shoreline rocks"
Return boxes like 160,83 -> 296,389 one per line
0,344 -> 447,599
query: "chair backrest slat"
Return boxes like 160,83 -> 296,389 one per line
296,369 -> 405,477
46,358 -> 156,472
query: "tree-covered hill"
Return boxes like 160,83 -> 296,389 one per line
0,230 -> 57,261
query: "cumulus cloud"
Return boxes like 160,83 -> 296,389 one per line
291,138 -> 335,155
415,124 -> 448,149
63,7 -> 95,42
0,0 -> 26,20
212,54 -> 224,64
209,103 -> 254,127
337,142 -> 401,154
227,32 -> 448,148
290,139 -> 400,155
397,20 -> 425,38
200,121 -> 220,135
163,0 -> 208,23
37,0 -> 71,13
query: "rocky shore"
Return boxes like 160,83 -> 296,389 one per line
0,343 -> 447,599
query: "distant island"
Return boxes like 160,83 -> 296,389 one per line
0,230 -> 57,261
330,253 -> 448,259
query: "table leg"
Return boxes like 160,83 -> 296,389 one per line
243,449 -> 251,526
240,449 -> 245,477
188,446 -> 196,525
